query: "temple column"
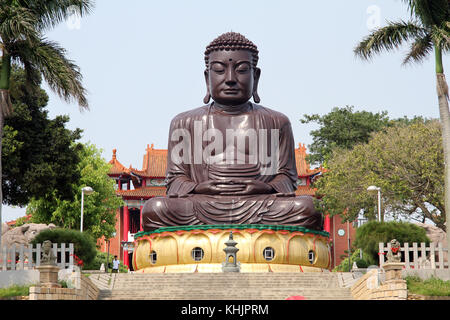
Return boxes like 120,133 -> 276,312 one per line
324,214 -> 330,233
123,205 -> 129,268
139,204 -> 143,232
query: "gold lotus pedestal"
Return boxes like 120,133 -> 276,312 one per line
132,225 -> 331,273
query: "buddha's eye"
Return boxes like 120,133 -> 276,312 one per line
211,63 -> 225,74
235,63 -> 250,74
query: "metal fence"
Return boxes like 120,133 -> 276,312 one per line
379,242 -> 448,269
0,243 -> 74,271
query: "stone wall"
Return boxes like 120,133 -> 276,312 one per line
0,270 -> 39,288
351,268 -> 408,300
29,273 -> 99,300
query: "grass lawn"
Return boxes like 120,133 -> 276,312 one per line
0,285 -> 31,298
406,276 -> 450,296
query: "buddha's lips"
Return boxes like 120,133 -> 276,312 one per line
223,89 -> 240,93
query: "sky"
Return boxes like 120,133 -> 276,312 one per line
2,0 -> 447,223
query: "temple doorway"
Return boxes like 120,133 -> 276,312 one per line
129,208 -> 140,234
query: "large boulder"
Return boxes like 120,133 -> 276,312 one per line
1,223 -> 56,248
415,222 -> 447,245
414,222 -> 447,261
1,222 -> 8,236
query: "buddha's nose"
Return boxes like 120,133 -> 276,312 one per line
225,69 -> 237,85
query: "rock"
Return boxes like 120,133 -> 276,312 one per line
0,223 -> 57,248
415,222 -> 447,244
414,222 -> 447,260
1,223 -> 8,236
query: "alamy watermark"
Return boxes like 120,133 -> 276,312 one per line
170,120 -> 280,175
366,5 -> 381,30
66,5 -> 82,30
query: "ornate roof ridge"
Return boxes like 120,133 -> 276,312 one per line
108,149 -> 129,174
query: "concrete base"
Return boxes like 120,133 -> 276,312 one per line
36,265 -> 61,288
382,262 -> 404,282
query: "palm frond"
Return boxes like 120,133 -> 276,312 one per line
402,34 -> 433,65
354,20 -> 427,60
432,25 -> 450,52
12,38 -> 89,109
24,0 -> 94,31
9,40 -> 43,88
0,6 -> 39,44
402,0 -> 450,27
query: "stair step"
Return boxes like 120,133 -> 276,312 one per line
95,272 -> 354,300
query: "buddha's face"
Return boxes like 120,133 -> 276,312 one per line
206,50 -> 260,106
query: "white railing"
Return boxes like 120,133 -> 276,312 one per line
0,243 -> 74,271
379,242 -> 448,269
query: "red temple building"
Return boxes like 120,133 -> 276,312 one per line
98,143 -> 355,270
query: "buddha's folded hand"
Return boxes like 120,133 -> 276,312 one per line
219,179 -> 274,195
193,180 -> 246,195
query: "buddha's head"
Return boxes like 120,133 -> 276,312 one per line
203,32 -> 261,106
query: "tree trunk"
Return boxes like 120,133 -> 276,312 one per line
0,52 -> 12,249
0,106 -> 3,250
435,45 -> 450,255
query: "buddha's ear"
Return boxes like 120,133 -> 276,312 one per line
252,67 -> 261,103
203,69 -> 211,104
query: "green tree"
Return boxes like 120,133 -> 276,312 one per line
0,0 -> 94,248
3,65 -> 83,206
353,221 -> 429,265
315,120 -> 444,229
31,228 -> 97,268
354,0 -> 450,252
28,143 -> 124,241
300,106 -> 391,165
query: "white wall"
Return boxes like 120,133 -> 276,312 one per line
0,270 -> 39,288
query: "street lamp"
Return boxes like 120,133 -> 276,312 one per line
106,231 -> 116,273
367,185 -> 381,222
80,186 -> 94,232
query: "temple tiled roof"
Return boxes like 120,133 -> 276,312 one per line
108,149 -> 129,175
115,186 -> 166,198
128,144 -> 167,178
295,185 -> 317,196
295,143 -> 323,177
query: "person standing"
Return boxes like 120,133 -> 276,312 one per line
112,255 -> 120,273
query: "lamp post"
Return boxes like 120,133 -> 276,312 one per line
106,232 -> 116,273
367,185 -> 381,222
80,186 -> 94,232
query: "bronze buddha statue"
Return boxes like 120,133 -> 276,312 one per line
142,32 -> 323,231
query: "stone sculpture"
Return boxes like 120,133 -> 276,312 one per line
0,223 -> 56,248
41,240 -> 57,266
386,239 -> 402,263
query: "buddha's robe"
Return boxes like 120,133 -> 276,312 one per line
142,102 -> 323,231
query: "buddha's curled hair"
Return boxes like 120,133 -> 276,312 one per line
204,32 -> 259,68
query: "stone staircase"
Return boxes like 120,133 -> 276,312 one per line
97,272 -> 354,300
86,272 -> 115,298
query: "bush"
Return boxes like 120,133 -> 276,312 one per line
333,249 -> 371,272
352,221 -> 429,265
83,250 -> 110,270
0,285 -> 30,298
406,276 -> 450,296
83,250 -> 128,273
31,228 -> 97,268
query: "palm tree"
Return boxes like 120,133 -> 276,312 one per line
354,0 -> 450,251
0,0 -> 94,248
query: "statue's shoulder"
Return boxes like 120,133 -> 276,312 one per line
170,105 -> 209,125
252,103 -> 291,125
